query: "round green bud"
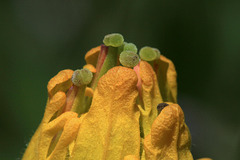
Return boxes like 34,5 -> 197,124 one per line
139,46 -> 159,61
123,43 -> 138,53
72,68 -> 93,86
153,48 -> 161,59
119,51 -> 140,68
103,33 -> 124,47
117,42 -> 127,54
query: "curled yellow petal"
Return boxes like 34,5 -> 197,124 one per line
47,69 -> 74,97
22,91 -> 67,160
83,64 -> 97,73
137,61 -> 163,137
84,46 -> 101,67
47,117 -> 82,160
43,112 -> 78,134
70,66 -> 140,160
143,104 -> 193,160
43,91 -> 67,123
38,112 -> 78,160
154,55 -> 177,103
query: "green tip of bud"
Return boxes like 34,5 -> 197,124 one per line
123,42 -> 138,53
103,33 -> 124,47
119,51 -> 140,68
152,48 -> 161,59
72,68 -> 93,86
139,46 -> 161,61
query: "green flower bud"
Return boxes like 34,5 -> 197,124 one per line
153,48 -> 161,59
72,69 -> 93,86
123,43 -> 138,53
139,46 -> 160,61
103,33 -> 124,47
119,51 -> 140,68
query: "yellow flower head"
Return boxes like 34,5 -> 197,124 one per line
22,33 -> 210,160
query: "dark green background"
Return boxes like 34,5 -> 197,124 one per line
1,0 -> 239,159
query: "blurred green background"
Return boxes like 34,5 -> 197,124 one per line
1,0 -> 239,159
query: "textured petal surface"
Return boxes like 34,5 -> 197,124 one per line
47,69 -> 73,97
22,123 -> 42,160
22,91 -> 67,160
70,66 -> 140,160
83,64 -> 97,73
84,46 -> 101,67
143,104 -> 193,160
137,61 -> 163,137
23,69 -> 75,160
124,155 -> 140,160
47,117 -> 82,160
154,55 -> 177,103
38,112 -> 78,160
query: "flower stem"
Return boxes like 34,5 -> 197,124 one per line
71,85 -> 87,115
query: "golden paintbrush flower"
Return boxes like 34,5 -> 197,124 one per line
22,33 -> 210,160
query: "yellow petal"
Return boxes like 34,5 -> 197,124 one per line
85,46 -> 101,67
70,66 -> 140,160
47,117 -> 82,160
47,69 -> 74,98
43,112 -> 78,134
22,91 -> 67,160
83,64 -> 97,73
124,155 -> 140,160
138,61 -> 163,137
143,104 -> 193,160
155,55 -> 177,103
43,91 -> 67,124
38,112 -> 78,160
22,124 -> 42,160
68,140 -> 75,156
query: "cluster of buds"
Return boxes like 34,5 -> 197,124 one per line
22,33 -> 210,160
